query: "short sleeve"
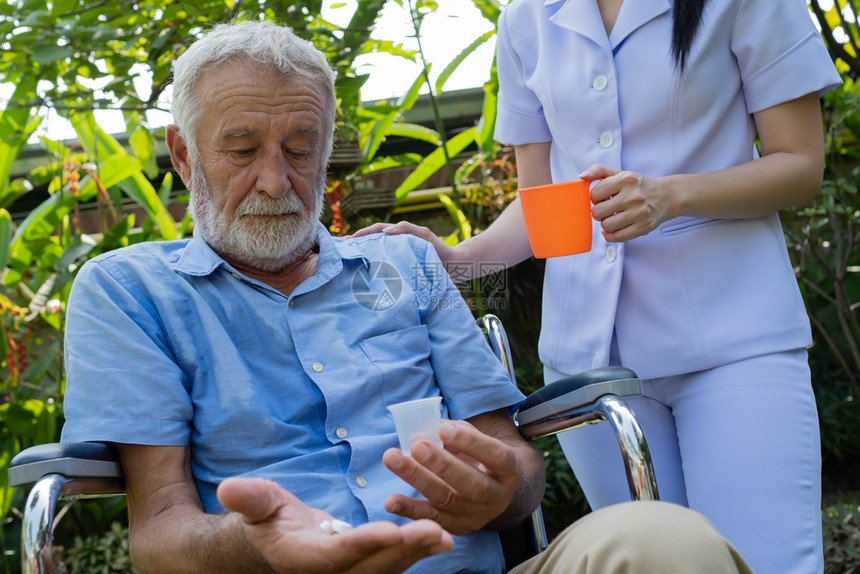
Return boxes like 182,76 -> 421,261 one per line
732,0 -> 842,113
61,256 -> 193,446
494,6 -> 554,145
412,240 -> 525,421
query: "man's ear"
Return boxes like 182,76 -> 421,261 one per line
166,125 -> 192,187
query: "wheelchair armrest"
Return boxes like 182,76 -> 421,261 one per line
9,442 -> 124,493
517,366 -> 640,427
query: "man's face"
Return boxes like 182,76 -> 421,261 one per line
186,61 -> 329,271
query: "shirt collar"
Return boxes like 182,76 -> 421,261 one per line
547,0 -> 671,50
174,221 -> 370,279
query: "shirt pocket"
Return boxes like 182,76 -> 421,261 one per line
660,216 -> 720,236
358,325 -> 437,419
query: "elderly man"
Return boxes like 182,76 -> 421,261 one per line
61,20 -> 751,574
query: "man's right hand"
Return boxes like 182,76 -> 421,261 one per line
217,477 -> 454,574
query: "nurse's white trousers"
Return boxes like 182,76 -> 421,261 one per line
551,349 -> 823,574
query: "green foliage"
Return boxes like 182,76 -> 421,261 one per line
64,522 -> 137,574
0,0 -> 857,571
809,0 -> 860,78
0,1 -> 508,572
823,496 -> 860,574
781,72 -> 860,485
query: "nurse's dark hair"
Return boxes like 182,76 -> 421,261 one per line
672,0 -> 709,72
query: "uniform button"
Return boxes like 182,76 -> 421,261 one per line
336,427 -> 348,439
231,273 -> 242,280
289,299 -> 296,308
599,132 -> 614,148
356,476 -> 367,488
606,245 -> 618,263
592,75 -> 608,91
312,362 -> 324,373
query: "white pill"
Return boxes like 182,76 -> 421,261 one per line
319,518 -> 353,534
319,520 -> 335,534
331,519 -> 353,533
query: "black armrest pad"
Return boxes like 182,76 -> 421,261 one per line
8,442 -> 124,488
11,442 -> 119,467
521,366 -> 638,411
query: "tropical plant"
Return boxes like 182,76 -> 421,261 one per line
0,1 -> 509,570
823,496 -> 860,574
2,0 -> 859,570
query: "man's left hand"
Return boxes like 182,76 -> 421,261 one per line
382,418 -> 527,536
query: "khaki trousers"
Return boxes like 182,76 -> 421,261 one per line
509,501 -> 753,574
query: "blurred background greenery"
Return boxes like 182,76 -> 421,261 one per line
1,0 -> 858,571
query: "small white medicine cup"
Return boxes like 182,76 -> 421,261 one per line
387,396 -> 444,454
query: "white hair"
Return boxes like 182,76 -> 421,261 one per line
170,20 -> 336,162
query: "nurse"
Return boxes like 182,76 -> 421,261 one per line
356,0 -> 841,572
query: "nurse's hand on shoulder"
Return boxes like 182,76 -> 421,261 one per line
218,477 -> 453,574
350,222 -> 458,265
581,164 -> 676,242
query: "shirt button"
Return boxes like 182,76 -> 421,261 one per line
606,245 -> 618,263
289,299 -> 296,309
356,476 -> 367,488
599,132 -> 614,148
592,75 -> 608,91
336,427 -> 348,439
231,273 -> 242,280
312,362 -> 324,373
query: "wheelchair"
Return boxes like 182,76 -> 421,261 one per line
8,314 -> 658,574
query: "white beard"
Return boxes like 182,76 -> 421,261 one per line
188,164 -> 324,272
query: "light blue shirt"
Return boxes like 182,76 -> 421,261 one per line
62,223 -> 524,574
495,0 -> 842,379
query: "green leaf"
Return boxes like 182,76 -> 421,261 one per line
0,400 -> 57,443
69,111 -> 178,239
362,72 -> 428,162
26,273 -> 63,321
475,76 -> 498,152
0,208 -> 12,269
438,193 -> 472,241
10,153 -> 144,251
99,215 -> 135,251
395,127 -> 477,200
22,341 -> 60,384
0,76 -> 41,189
37,136 -> 71,158
362,153 -> 424,174
31,43 -> 75,65
0,322 -> 9,364
158,171 -> 174,206
387,122 -> 441,145
0,436 -> 18,519
125,110 -> 160,179
54,235 -> 98,273
435,30 -> 495,94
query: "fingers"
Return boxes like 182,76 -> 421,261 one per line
382,422 -> 519,534
579,164 -> 620,183
349,222 -> 392,238
345,520 -> 454,574
586,169 -> 667,241
218,477 -> 452,573
381,221 -> 440,243
436,421 -> 520,487
217,477 -> 295,524
349,221 -> 437,242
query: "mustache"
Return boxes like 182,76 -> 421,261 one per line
235,193 -> 305,217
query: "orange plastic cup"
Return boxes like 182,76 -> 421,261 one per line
519,180 -> 593,258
